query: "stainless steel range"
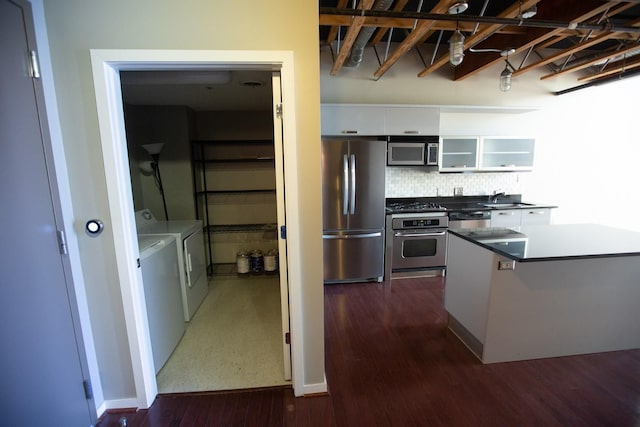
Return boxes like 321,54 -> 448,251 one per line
385,209 -> 449,279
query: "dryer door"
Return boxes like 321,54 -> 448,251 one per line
184,228 -> 206,288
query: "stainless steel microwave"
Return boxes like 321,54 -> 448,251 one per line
387,136 -> 440,167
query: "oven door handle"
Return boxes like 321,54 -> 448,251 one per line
323,232 -> 382,239
394,231 -> 447,237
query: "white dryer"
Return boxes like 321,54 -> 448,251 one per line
136,209 -> 208,322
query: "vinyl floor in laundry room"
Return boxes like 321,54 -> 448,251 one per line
156,273 -> 290,394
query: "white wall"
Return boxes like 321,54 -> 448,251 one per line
320,44 -> 640,231
40,0 -> 323,409
125,105 -> 196,220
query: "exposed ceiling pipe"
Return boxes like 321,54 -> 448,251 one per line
345,0 -> 394,67
320,7 -> 640,34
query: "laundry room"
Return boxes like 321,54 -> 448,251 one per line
120,69 -> 291,394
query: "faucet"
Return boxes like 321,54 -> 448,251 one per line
489,191 -> 506,203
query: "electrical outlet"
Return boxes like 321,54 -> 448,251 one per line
454,187 -> 463,197
498,260 -> 516,270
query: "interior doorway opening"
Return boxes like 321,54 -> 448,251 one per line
90,50 -> 301,408
120,68 -> 291,393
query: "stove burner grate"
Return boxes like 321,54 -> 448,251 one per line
386,200 -> 446,213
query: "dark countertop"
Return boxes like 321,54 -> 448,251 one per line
449,224 -> 640,262
385,194 -> 558,214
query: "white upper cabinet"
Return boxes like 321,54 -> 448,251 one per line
440,137 -> 479,172
480,137 -> 535,171
440,135 -> 535,172
321,104 -> 385,136
321,104 -> 440,136
384,106 -> 440,135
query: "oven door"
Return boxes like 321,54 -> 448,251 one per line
392,229 -> 447,269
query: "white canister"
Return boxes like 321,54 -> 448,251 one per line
236,251 -> 250,275
264,249 -> 278,273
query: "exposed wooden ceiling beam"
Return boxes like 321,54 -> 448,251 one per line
325,0 -> 349,45
577,53 -> 640,82
330,0 -> 376,76
372,0 -> 451,79
454,0 -> 629,81
540,43 -> 640,80
369,0 -> 408,46
417,0 -> 540,78
512,16 -> 640,77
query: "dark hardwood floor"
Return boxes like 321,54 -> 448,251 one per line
97,277 -> 640,426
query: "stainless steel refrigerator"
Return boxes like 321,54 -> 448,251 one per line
322,137 -> 386,283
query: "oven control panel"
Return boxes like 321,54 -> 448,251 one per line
391,215 -> 449,230
403,218 -> 442,228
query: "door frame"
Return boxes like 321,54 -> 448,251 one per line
90,49 -> 304,408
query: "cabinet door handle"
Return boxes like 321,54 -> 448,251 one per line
341,130 -> 358,134
498,212 -> 516,216
403,130 -> 420,134
527,211 -> 545,215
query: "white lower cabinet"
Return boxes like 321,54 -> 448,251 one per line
490,209 -> 522,227
490,208 -> 552,227
520,208 -> 552,225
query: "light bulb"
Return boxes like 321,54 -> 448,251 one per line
449,30 -> 465,66
500,66 -> 512,92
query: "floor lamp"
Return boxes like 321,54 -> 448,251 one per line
142,143 -> 169,220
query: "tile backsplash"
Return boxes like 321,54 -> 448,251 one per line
385,167 -> 530,198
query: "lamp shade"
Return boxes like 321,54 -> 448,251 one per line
142,143 -> 164,155
500,67 -> 512,92
449,30 -> 465,66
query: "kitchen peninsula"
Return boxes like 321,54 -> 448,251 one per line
445,224 -> 640,364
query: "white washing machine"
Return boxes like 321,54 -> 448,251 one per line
138,234 -> 185,374
136,209 -> 208,322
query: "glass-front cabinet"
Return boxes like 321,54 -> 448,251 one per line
440,137 -> 479,172
480,137 -> 535,171
440,136 -> 535,172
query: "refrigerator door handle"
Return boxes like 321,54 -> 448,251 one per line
343,154 -> 349,215
349,154 -> 356,215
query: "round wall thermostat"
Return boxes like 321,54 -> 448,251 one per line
85,219 -> 104,236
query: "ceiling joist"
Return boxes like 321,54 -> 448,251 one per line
319,0 -> 640,93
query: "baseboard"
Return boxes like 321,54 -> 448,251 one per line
99,397 -> 140,415
301,375 -> 328,396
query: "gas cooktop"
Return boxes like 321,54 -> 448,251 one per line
385,199 -> 446,214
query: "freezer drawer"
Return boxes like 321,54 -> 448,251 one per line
322,230 -> 384,283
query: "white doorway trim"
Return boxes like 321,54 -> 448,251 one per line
89,49 -> 304,408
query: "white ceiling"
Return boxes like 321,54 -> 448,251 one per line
120,70 -> 273,111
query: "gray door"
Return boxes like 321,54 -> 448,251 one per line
0,1 -> 96,425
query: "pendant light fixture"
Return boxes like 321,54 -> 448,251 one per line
449,28 -> 465,66
448,2 -> 468,66
499,49 -> 516,92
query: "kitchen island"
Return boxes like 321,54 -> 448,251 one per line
445,224 -> 640,364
